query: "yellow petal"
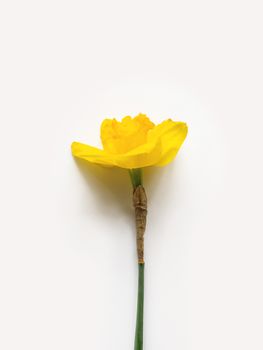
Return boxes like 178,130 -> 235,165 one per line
71,142 -> 115,166
71,139 -> 162,169
111,138 -> 162,168
148,119 -> 188,166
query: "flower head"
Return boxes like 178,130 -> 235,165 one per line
71,114 -> 187,169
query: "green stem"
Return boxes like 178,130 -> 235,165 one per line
129,168 -> 142,189
134,263 -> 144,350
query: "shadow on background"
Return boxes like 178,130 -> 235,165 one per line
73,158 -> 173,219
74,158 -> 131,218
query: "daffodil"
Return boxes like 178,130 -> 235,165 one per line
71,113 -> 187,169
71,114 -> 188,350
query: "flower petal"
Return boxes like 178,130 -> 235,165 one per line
71,142 -> 115,166
148,120 -> 188,166
112,138 -> 162,168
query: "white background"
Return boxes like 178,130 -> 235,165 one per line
0,1 -> 263,349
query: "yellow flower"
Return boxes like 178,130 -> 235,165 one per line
71,114 -> 188,169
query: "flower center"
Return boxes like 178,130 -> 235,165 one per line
100,114 -> 155,154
